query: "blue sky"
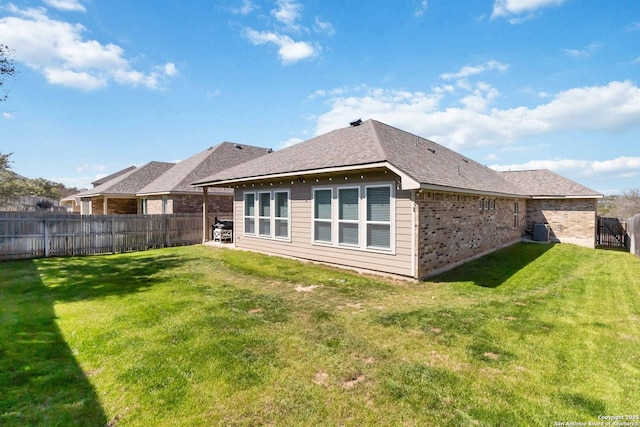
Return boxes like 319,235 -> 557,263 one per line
1,0 -> 639,195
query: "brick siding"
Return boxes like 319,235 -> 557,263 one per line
141,194 -> 233,216
88,197 -> 137,215
416,191 -> 526,278
525,198 -> 597,248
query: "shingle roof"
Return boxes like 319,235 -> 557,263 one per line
91,166 -> 137,187
138,142 -> 271,195
499,169 -> 602,198
193,120 -> 522,196
75,161 -> 175,197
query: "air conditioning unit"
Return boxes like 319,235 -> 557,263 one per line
533,223 -> 550,242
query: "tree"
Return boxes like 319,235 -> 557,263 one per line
0,43 -> 16,103
1,152 -> 78,199
0,152 -> 21,197
0,151 -> 11,170
612,189 -> 640,219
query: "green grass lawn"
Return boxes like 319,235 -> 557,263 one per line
1,243 -> 639,426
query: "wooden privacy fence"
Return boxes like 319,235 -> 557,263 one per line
0,213 -> 214,261
627,213 -> 640,257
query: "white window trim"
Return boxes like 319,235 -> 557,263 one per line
365,184 -> 394,251
243,192 -> 256,236
243,190 -> 291,241
311,183 -> 395,254
258,191 -> 272,237
338,186 -> 360,247
273,190 -> 291,241
313,187 -> 333,245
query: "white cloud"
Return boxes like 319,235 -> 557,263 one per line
2,111 -> 15,119
231,0 -> 256,15
312,77 -> 640,150
44,68 -> 107,90
279,137 -> 304,149
0,6 -> 177,90
272,0 -> 303,31
244,28 -> 318,64
43,0 -> 86,12
163,63 -> 178,77
491,159 -> 590,172
414,1 -> 428,17
313,17 -> 335,36
314,87 -> 444,136
492,0 -> 568,23
626,22 -> 640,32
564,42 -> 602,58
235,0 -> 329,64
76,163 -> 107,173
491,156 -> 640,176
441,60 -> 508,80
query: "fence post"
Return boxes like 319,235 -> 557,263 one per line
111,215 -> 116,254
165,214 -> 170,247
43,217 -> 50,258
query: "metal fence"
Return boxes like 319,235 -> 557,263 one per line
627,213 -> 640,257
596,216 -> 627,248
0,213 -> 212,261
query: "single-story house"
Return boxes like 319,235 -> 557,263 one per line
70,161 -> 176,215
193,119 -> 602,280
62,142 -> 270,216
136,142 -> 271,216
61,166 -> 138,212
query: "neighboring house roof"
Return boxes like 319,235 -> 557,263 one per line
74,161 -> 176,198
499,169 -> 602,198
91,166 -> 137,187
193,120 -> 520,196
137,142 -> 271,196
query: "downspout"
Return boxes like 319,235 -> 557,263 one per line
412,190 -> 418,279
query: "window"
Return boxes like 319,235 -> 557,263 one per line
338,187 -> 359,246
244,193 -> 256,235
140,198 -> 147,215
162,196 -> 168,215
314,189 -> 332,243
258,192 -> 271,237
244,190 -> 290,240
366,186 -> 391,249
274,191 -> 289,239
513,201 -> 519,228
480,198 -> 495,212
312,183 -> 394,252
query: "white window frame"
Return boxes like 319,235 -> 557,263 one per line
162,196 -> 168,215
514,201 -> 519,228
365,184 -> 393,251
273,190 -> 290,241
258,191 -> 272,237
311,183 -> 395,253
243,192 -> 256,236
337,186 -> 360,247
243,190 -> 291,241
313,188 -> 333,244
